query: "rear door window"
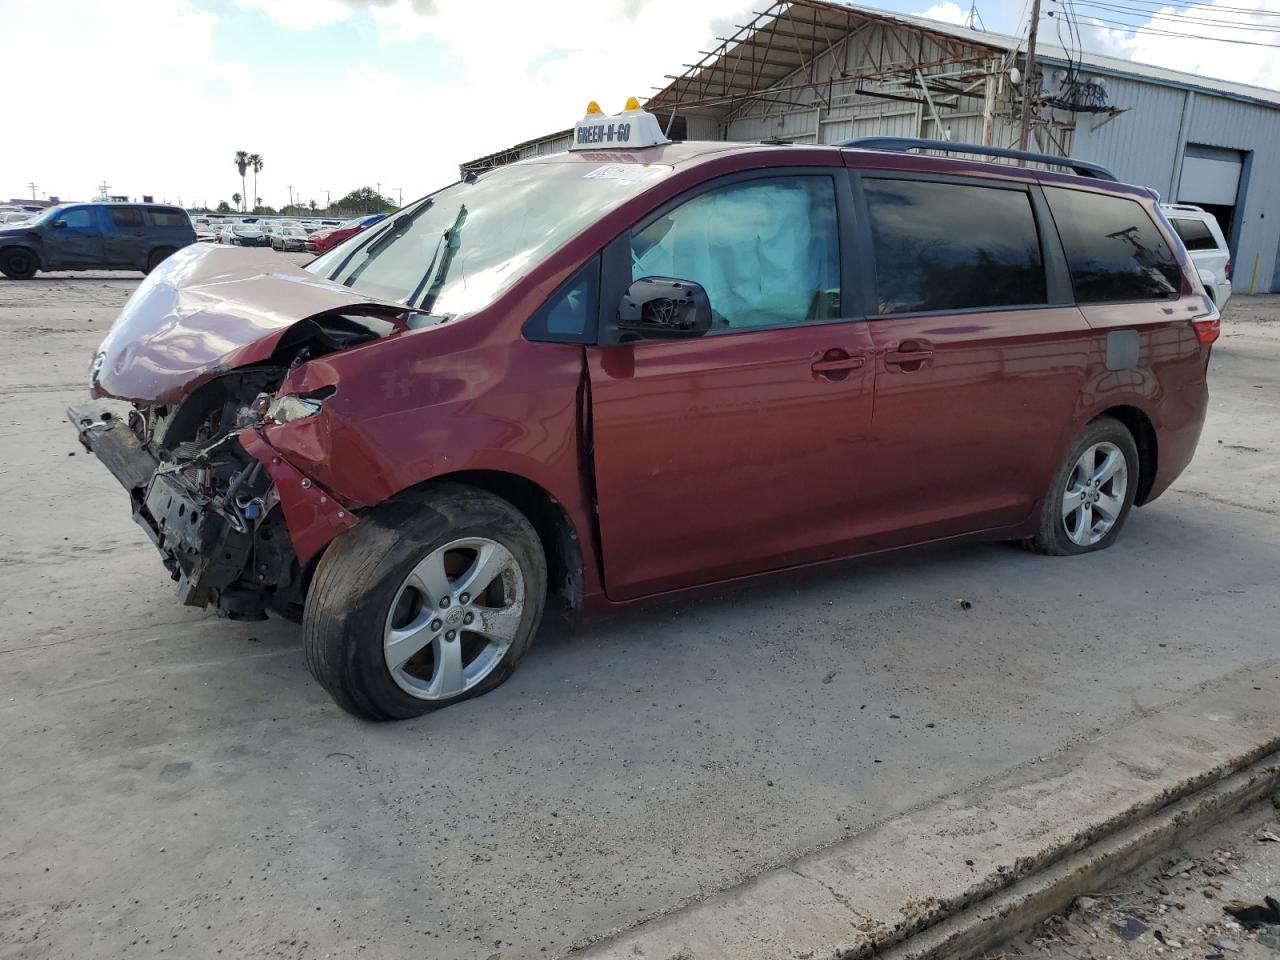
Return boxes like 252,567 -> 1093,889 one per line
863,178 -> 1046,314
1170,217 -> 1219,252
1045,187 -> 1180,302
107,206 -> 145,229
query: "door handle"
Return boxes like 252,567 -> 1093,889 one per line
811,349 -> 865,380
884,340 -> 934,371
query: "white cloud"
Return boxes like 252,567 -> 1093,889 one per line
916,1 -> 970,25
1076,0 -> 1280,90
1,0 -> 756,209
234,0 -> 353,31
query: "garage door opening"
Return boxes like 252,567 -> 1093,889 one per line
1177,144 -> 1243,248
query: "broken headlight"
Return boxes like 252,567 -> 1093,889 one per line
265,392 -> 325,424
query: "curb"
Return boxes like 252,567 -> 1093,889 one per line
576,668 -> 1280,960
879,750 -> 1280,960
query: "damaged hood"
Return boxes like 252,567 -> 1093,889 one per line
92,242 -> 401,404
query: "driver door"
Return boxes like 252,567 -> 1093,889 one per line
47,206 -> 105,268
586,171 -> 878,601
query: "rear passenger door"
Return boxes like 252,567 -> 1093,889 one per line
103,205 -> 146,268
853,173 -> 1093,547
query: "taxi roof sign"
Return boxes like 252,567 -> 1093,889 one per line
570,100 -> 669,152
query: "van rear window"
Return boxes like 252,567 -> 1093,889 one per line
1045,188 -> 1180,303
864,178 -> 1046,314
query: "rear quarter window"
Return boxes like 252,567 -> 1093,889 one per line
146,208 -> 192,228
1045,187 -> 1181,303
1170,217 -> 1220,252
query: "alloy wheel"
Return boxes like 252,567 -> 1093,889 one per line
382,538 -> 525,701
1061,441 -> 1128,546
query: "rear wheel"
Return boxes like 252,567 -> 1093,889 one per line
0,248 -> 38,280
303,484 -> 547,721
145,247 -> 175,274
1026,417 -> 1138,556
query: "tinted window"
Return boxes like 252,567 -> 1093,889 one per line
107,206 -> 144,229
1170,217 -> 1219,252
146,208 -> 190,227
60,208 -> 94,229
864,179 -> 1046,314
1045,187 -> 1180,302
630,176 -> 840,330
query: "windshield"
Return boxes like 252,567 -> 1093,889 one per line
25,206 -> 64,226
307,159 -> 672,318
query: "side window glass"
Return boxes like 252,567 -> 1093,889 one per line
524,258 -> 598,343
147,209 -> 189,227
61,208 -> 94,230
108,207 -> 145,229
630,176 -> 840,331
864,178 -> 1046,314
1171,218 -> 1218,252
1045,187 -> 1180,302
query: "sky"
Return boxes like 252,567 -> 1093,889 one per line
2,0 -> 1278,209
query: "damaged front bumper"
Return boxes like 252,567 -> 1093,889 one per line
68,402 -> 357,619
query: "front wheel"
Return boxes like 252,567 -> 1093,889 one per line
145,247 -> 175,274
303,484 -> 547,721
1026,417 -> 1139,556
0,247 -> 38,280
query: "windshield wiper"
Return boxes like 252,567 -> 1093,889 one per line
332,198 -> 433,285
410,205 -> 467,313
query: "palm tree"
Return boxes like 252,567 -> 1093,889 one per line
234,150 -> 249,211
232,192 -> 242,212
248,154 -> 264,212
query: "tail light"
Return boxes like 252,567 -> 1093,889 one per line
1191,292 -> 1220,345
1224,259 -> 1232,281
1192,317 -> 1220,344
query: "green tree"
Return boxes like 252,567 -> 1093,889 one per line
335,186 -> 395,214
234,150 -> 249,210
231,192 -> 242,211
248,153 -> 264,212
216,200 -> 232,213
308,199 -> 318,211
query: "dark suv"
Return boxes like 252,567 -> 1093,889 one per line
0,203 -> 195,279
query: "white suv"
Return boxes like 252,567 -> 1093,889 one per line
1162,203 -> 1232,311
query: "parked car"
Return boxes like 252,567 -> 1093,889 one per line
270,224 -> 310,252
1162,203 -> 1232,311
71,107 -> 1217,720
0,203 -> 195,279
309,214 -> 386,254
218,223 -> 268,247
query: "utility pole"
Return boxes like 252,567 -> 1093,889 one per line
324,189 -> 330,209
287,185 -> 295,208
392,186 -> 402,207
27,181 -> 38,201
97,181 -> 110,201
1018,0 -> 1042,152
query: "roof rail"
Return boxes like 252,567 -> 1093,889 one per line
840,137 -> 1119,182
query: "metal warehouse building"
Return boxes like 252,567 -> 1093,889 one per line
462,0 -> 1280,294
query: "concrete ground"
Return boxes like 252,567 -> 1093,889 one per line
1,263 -> 1278,960
995,799 -> 1280,959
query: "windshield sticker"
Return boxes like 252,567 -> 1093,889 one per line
584,164 -> 656,183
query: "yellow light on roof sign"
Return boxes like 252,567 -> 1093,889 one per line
570,99 -> 669,151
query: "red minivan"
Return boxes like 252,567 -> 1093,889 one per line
72,106 -> 1217,720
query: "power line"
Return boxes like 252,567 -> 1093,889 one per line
1070,0 -> 1280,16
1063,0 -> 1280,30
1072,12 -> 1280,43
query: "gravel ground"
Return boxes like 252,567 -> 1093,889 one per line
995,798 -> 1280,960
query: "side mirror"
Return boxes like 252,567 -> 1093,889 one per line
617,277 -> 712,340
53,219 -> 68,229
